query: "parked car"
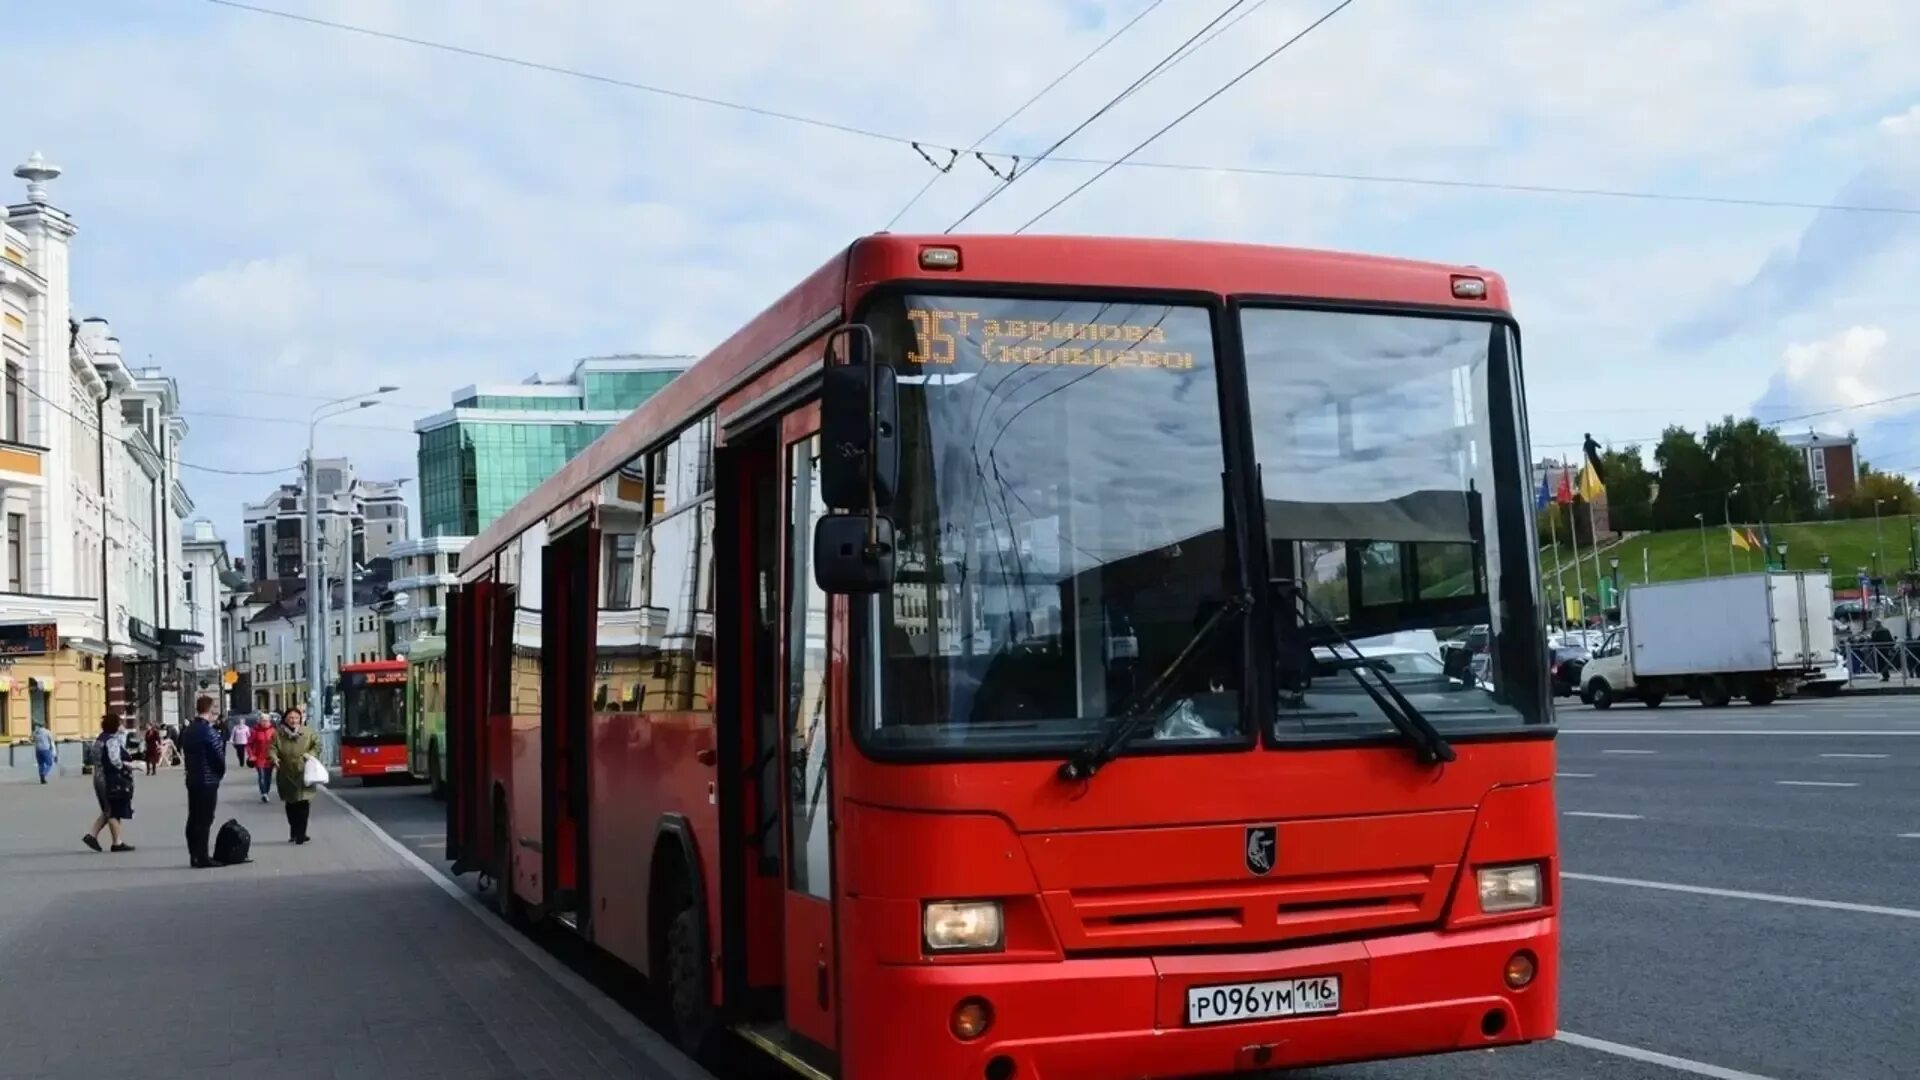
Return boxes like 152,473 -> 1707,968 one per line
1549,645 -> 1589,698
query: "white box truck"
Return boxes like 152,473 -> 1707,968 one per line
1580,572 -> 1836,708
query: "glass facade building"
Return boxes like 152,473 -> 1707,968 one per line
415,355 -> 690,538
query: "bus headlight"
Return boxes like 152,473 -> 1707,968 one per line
1476,864 -> 1544,913
923,901 -> 1004,953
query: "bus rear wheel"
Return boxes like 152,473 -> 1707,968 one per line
659,877 -> 719,1057
427,743 -> 447,801
492,802 -> 524,926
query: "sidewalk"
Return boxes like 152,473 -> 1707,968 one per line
0,769 -> 706,1080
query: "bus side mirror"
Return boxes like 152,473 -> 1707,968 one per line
813,514 -> 896,594
821,330 -> 898,511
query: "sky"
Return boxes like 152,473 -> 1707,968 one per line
4,0 -> 1918,549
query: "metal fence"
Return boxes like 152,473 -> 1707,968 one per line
1834,640 -> 1920,689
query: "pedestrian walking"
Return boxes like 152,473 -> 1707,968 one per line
181,695 -> 227,869
230,714 -> 251,768
251,714 -> 276,803
82,714 -> 136,852
31,722 -> 56,784
270,706 -> 320,844
1870,620 -> 1896,682
143,723 -> 162,776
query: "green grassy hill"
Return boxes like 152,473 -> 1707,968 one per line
1544,516 -> 1916,594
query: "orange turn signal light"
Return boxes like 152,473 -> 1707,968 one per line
1504,950 -> 1537,989
951,997 -> 994,1040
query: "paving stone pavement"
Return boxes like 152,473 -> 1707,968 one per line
0,769 -> 706,1079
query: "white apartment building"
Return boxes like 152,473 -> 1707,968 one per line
243,580 -> 386,714
384,535 -> 467,654
0,154 -> 215,739
243,459 -> 409,584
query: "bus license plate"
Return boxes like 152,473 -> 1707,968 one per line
1186,976 -> 1340,1026
384,765 -> 407,773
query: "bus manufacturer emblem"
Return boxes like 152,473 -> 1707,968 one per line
1245,826 -> 1277,876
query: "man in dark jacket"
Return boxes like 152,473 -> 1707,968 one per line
182,696 -> 227,868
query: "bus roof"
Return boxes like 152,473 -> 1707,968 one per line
340,659 -> 408,674
460,233 -> 1510,572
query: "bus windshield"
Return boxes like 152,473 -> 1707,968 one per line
1245,307 -> 1546,738
862,293 -> 1240,755
343,680 -> 407,741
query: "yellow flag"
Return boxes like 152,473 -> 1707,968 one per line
1729,526 -> 1752,552
1577,463 -> 1605,501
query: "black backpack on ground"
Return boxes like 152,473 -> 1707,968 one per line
214,819 -> 251,865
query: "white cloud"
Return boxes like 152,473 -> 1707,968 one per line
5,0 -> 1920,541
1764,325 -> 1896,418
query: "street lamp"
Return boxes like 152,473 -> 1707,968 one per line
1873,498 -> 1887,578
1723,483 -> 1742,575
305,386 -> 398,725
1694,512 -> 1708,577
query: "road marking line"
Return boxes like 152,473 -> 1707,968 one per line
399,833 -> 442,840
1898,833 -> 1920,839
1564,811 -> 1643,820
1775,780 -> 1859,787
1602,749 -> 1657,754
1819,753 -> 1889,759
1563,872 -> 1920,919
1556,1032 -> 1779,1080
1555,772 -> 1596,778
320,788 -> 713,1080
1564,729 -> 1920,736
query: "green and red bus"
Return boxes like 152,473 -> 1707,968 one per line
445,233 -> 1556,1079
338,659 -> 409,779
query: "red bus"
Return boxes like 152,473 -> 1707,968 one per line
445,234 -> 1557,1079
338,660 -> 409,779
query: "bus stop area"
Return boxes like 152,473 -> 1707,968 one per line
0,769 -> 706,1080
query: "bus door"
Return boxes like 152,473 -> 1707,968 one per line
446,583 -> 487,873
541,520 -> 597,931
779,405 -> 839,1055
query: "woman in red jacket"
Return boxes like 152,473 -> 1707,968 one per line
249,715 -> 277,803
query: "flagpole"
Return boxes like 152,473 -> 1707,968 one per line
1568,470 -> 1586,629
1548,503 -> 1565,627
1586,498 -> 1603,611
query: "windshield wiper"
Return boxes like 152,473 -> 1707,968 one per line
1272,579 -> 1456,766
1057,593 -> 1249,782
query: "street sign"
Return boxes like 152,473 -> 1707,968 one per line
222,669 -> 239,688
0,622 -> 58,657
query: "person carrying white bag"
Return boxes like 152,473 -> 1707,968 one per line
269,706 -> 323,845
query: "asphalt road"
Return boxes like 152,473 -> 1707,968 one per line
339,693 -> 1920,1080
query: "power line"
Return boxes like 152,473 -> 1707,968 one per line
884,0 -> 1168,230
201,0 -> 1920,222
1045,157 -> 1920,218
1016,0 -> 1359,233
14,377 -> 299,476
202,0 -> 933,148
1534,390 -> 1920,450
947,0 -> 1255,233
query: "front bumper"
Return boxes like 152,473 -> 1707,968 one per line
846,916 -> 1556,1080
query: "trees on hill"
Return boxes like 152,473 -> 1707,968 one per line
1625,419 -> 1819,532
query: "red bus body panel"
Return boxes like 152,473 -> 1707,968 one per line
447,234 -> 1549,1079
338,741 -> 409,779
